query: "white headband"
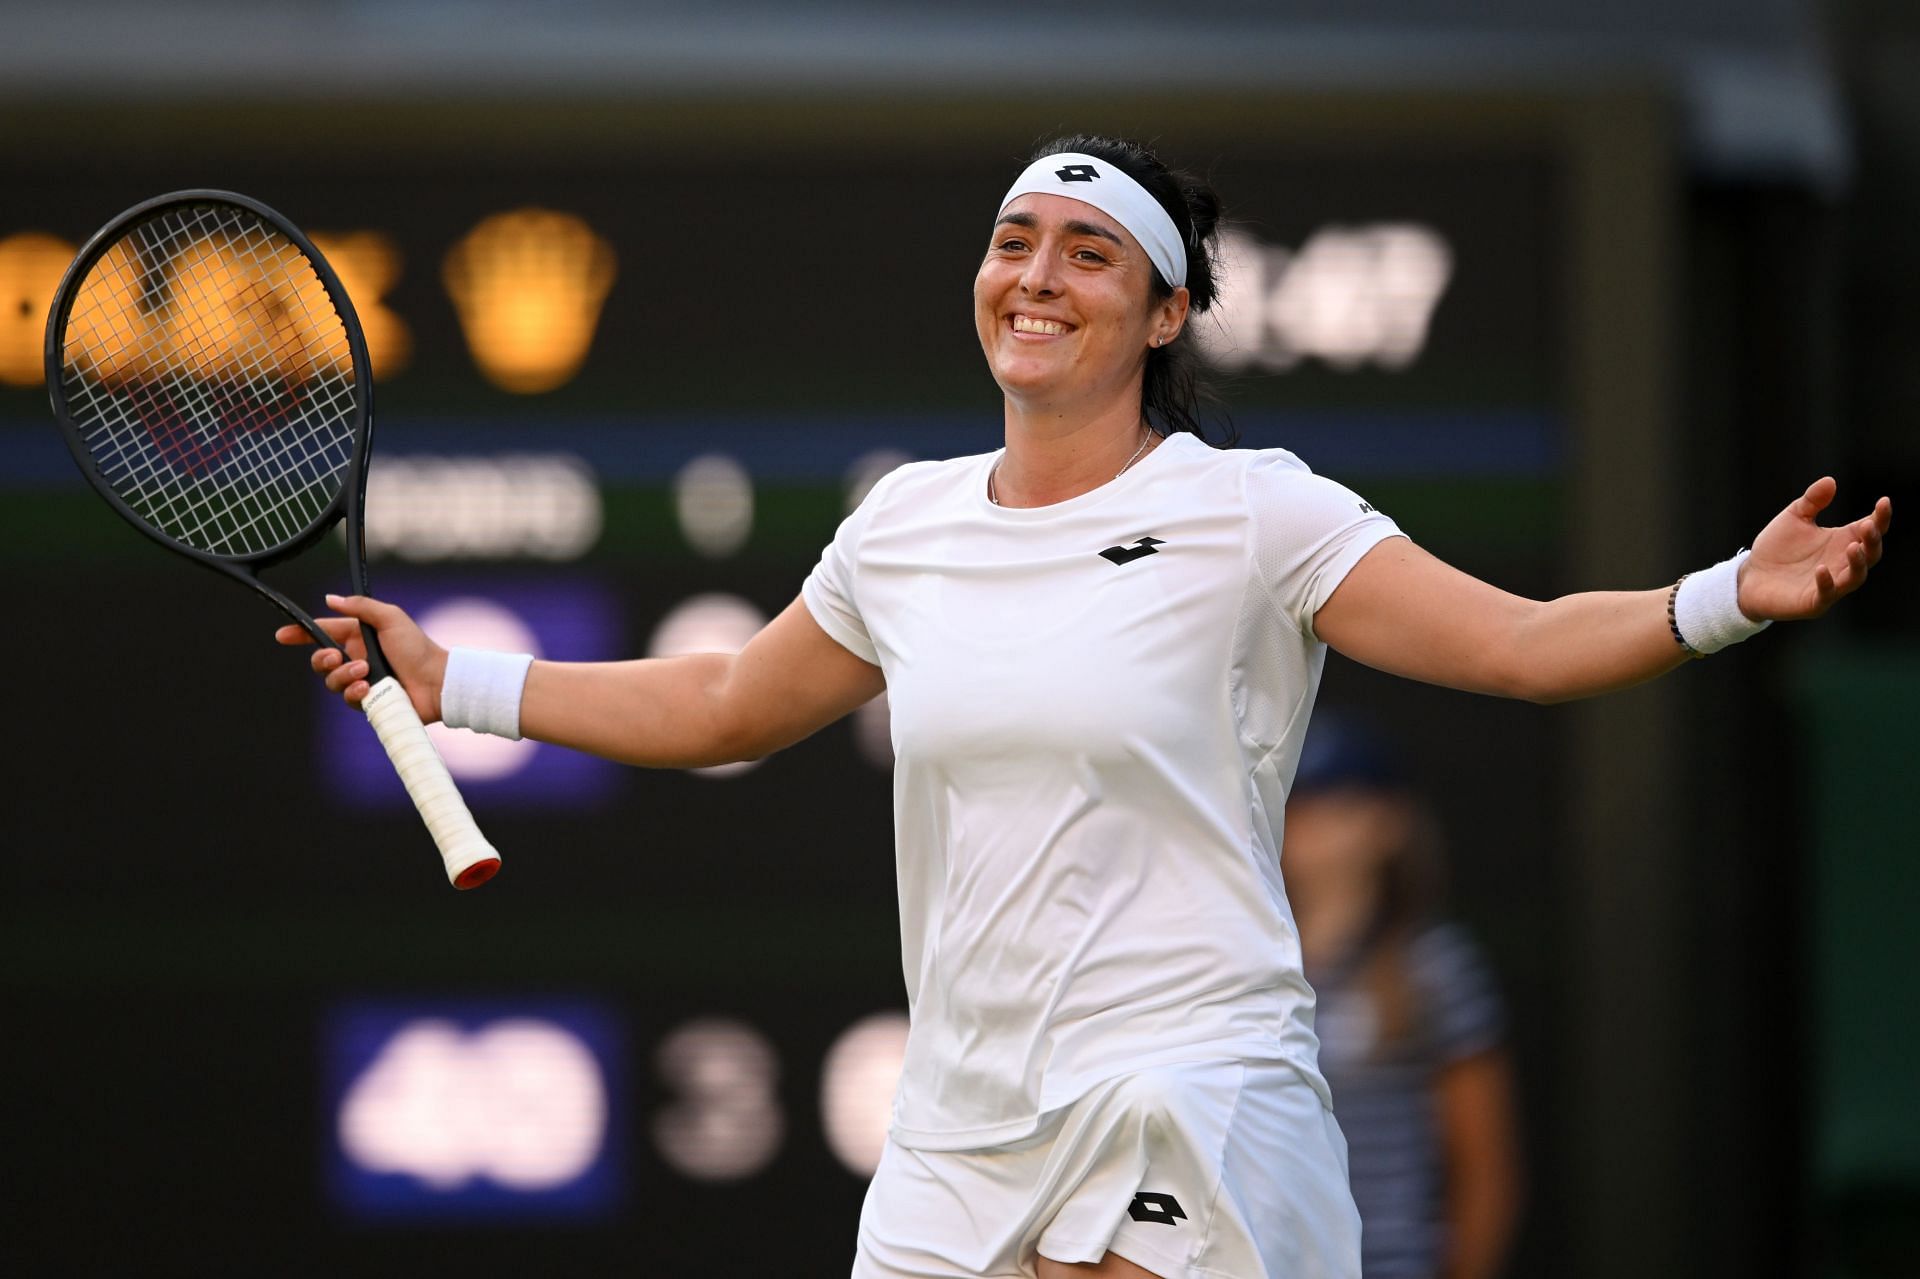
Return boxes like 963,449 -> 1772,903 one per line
997,152 -> 1188,288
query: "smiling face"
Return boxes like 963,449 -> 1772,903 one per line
974,193 -> 1188,417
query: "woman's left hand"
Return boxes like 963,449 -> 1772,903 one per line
1738,477 -> 1892,621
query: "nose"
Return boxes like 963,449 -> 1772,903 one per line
1018,246 -> 1062,298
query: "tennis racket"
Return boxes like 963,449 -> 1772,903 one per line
44,189 -> 501,890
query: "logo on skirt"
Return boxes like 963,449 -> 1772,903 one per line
1127,1191 -> 1187,1225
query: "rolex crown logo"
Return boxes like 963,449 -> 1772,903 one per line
0,232 -> 77,386
162,234 -> 348,382
310,231 -> 411,381
64,237 -> 159,383
442,208 -> 618,394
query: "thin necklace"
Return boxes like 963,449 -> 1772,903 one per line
989,427 -> 1154,506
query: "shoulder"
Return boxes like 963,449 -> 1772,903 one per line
1206,444 -> 1393,555
1408,922 -> 1507,1051
1409,921 -> 1491,976
1237,445 -> 1379,511
859,451 -> 992,510
1142,432 -> 1297,480
832,452 -> 991,546
1131,434 -> 1326,502
1162,438 -> 1374,508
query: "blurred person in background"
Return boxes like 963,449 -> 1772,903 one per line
288,131 -> 1887,1278
1283,715 -> 1522,1279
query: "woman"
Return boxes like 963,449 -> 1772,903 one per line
1281,715 -> 1523,1279
284,136 -> 1889,1278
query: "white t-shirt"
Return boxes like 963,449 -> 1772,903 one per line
803,430 -> 1405,1150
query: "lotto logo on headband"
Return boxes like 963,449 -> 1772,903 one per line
1003,152 -> 1186,287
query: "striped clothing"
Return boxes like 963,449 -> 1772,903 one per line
1308,923 -> 1506,1278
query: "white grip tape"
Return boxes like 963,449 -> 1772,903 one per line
362,676 -> 500,887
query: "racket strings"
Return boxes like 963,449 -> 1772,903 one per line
73,276 -> 348,554
102,208 -> 350,551
60,202 -> 360,559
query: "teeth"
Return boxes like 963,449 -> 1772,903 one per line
1012,316 -> 1067,336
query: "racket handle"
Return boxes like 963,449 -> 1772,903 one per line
361,676 -> 502,890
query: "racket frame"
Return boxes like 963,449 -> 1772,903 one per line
44,189 -> 389,671
45,189 -> 498,889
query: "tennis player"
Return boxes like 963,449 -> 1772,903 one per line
285,135 -> 1890,1278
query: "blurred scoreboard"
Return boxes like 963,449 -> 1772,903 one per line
1,96 -> 1579,1272
0,104 -> 1559,419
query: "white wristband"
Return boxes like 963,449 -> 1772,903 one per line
1673,550 -> 1771,655
440,648 -> 535,739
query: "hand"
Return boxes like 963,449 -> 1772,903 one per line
1738,478 -> 1891,621
273,593 -> 448,720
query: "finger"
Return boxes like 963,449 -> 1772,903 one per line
1854,497 -> 1892,529
325,593 -> 410,630
276,616 -> 361,647
1792,476 -> 1837,520
1814,561 -> 1836,605
344,678 -> 372,708
324,659 -> 369,695
1828,542 -> 1868,598
311,645 -> 368,675
286,615 -> 363,646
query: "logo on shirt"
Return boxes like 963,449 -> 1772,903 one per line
1128,1191 -> 1187,1225
1099,536 -> 1165,566
1056,163 -> 1100,183
1357,501 -> 1376,514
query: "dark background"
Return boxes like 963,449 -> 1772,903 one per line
2,3 -> 1914,1276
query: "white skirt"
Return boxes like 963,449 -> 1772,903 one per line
852,1059 -> 1360,1279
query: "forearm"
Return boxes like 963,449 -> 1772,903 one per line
1316,541 -> 1721,703
451,597 -> 883,771
1441,1175 -> 1521,1279
518,653 -> 747,769
1435,1051 -> 1525,1279
1505,587 -> 1691,704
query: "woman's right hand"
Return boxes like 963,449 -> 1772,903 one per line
274,593 -> 449,722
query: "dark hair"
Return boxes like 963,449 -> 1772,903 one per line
1028,133 -> 1235,446
1293,711 -> 1408,793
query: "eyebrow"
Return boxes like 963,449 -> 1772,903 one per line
994,209 -> 1125,248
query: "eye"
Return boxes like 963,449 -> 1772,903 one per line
1073,248 -> 1109,264
995,237 -> 1029,253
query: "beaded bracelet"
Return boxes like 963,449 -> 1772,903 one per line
1667,573 -> 1702,658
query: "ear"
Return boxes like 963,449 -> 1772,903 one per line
1154,285 -> 1191,346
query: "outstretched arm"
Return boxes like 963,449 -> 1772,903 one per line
1314,478 -> 1890,705
520,597 -> 885,767
279,594 -> 886,768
